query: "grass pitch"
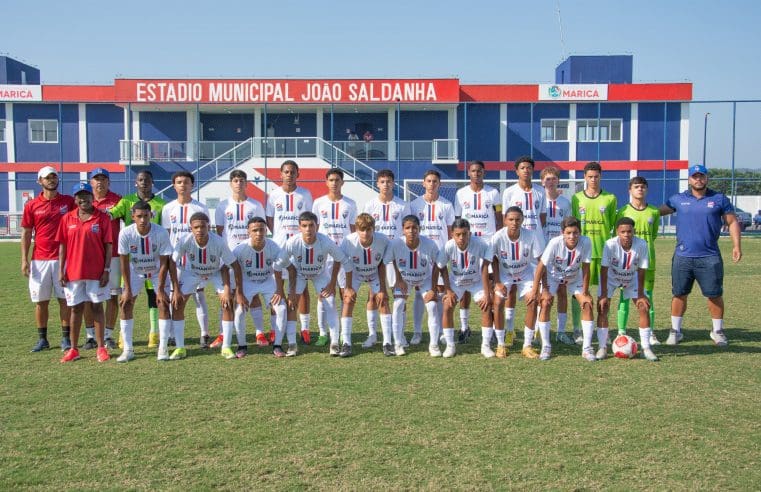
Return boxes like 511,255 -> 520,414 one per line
1,238 -> 759,489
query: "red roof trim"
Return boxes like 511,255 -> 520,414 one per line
456,160 -> 689,171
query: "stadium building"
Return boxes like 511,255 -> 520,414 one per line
0,54 -> 691,222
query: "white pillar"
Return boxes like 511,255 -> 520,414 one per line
448,106 -> 457,140
8,172 -> 16,213
78,103 -> 87,163
499,104 -> 507,183
680,102 -> 689,161
316,108 -> 324,141
186,107 -> 198,161
5,103 -> 15,162
387,108 -> 396,160
568,104 -> 577,163
131,110 -> 140,140
630,103 -> 639,163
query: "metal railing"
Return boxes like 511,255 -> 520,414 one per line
331,138 -> 458,161
0,213 -> 23,237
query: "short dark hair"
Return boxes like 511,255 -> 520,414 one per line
616,217 -> 635,229
505,206 -> 524,217
136,170 -> 154,179
131,200 -> 152,213
172,171 -> 194,185
467,160 -> 485,170
280,160 -> 299,171
402,214 -> 420,227
189,212 -> 209,224
247,216 -> 267,227
230,170 -> 247,180
299,211 -> 318,224
452,218 -> 470,230
583,161 -> 602,174
561,216 -> 581,231
514,155 -> 534,169
377,169 -> 395,181
629,176 -> 648,188
423,169 -> 441,180
326,168 -> 344,180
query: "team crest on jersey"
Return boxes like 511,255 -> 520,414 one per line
276,203 -> 283,211
91,224 -> 100,233
485,200 -> 492,207
317,255 -> 324,262
707,201 -> 715,208
59,206 -> 68,214
392,212 -> 399,220
247,212 -> 254,219
130,245 -> 138,253
611,258 -> 619,266
225,211 -> 234,221
266,259 -> 273,266
579,207 -> 586,215
515,201 -> 523,207
297,202 -> 303,210
170,214 -> 178,223
648,217 -> 654,224
417,212 -> 425,219
342,211 -> 348,218
463,201 -> 471,209
398,258 -> 406,267
372,213 -> 380,220
375,253 -> 381,261
599,206 -> 606,213
420,258 -> 427,267
535,201 -> 540,209
245,259 -> 252,267
209,255 -> 217,263
296,255 -> 302,262
500,251 -> 508,259
189,253 -> 195,261
320,210 -> 328,218
352,256 -> 360,263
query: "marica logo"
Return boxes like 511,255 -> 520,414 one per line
548,85 -> 561,98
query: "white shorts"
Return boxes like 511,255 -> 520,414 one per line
386,266 -> 397,289
108,257 -> 122,295
294,269 -> 332,295
126,267 -> 169,298
64,280 -> 110,306
497,278 -> 534,300
393,277 -> 432,297
179,269 -> 236,296
449,282 -> 484,302
599,281 -> 637,300
548,276 -> 583,297
348,275 -> 383,295
28,259 -> 66,302
240,278 -> 277,302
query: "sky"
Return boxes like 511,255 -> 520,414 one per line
2,0 -> 760,167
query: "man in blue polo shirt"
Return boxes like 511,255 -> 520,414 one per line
660,164 -> 742,347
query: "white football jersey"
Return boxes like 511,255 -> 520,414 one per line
161,199 -> 210,248
277,233 -> 352,280
541,235 -> 593,284
214,197 -> 266,250
266,186 -> 313,245
543,195 -> 571,242
490,227 -> 545,282
362,197 -> 411,241
502,183 -> 546,232
454,185 -> 501,240
438,236 -> 491,288
118,223 -> 173,278
313,195 -> 357,245
233,238 -> 282,283
342,232 -> 392,283
410,196 -> 455,250
173,232 -> 236,280
601,236 -> 649,288
389,236 -> 440,288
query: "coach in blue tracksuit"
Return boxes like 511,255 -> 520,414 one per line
659,164 -> 742,348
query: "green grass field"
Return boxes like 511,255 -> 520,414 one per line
1,238 -> 760,489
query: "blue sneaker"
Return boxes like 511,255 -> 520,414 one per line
61,337 -> 72,351
31,339 -> 50,352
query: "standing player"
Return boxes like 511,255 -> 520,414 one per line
410,169 -> 455,345
171,213 -> 245,360
161,171 -> 211,347
541,166 -> 574,345
571,162 -> 616,348
597,217 -> 657,361
490,207 -> 546,359
454,160 -> 502,241
57,183 -> 113,363
266,160 -> 314,344
22,166 -> 75,352
214,170 -> 267,347
437,219 -> 492,358
312,168 -> 357,346
502,155 -> 546,232
116,201 -> 176,362
110,169 -> 166,347
341,213 -> 395,355
615,177 -> 660,345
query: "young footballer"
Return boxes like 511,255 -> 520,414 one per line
454,160 -> 502,240
501,155 -> 546,233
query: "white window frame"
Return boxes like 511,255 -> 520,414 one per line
0,119 -> 5,142
577,118 -> 623,143
540,118 -> 569,142
29,119 -> 59,143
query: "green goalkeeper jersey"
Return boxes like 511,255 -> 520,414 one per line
616,203 -> 659,271
571,190 -> 617,259
109,193 -> 166,225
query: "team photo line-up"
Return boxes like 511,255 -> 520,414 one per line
21,156 -> 742,363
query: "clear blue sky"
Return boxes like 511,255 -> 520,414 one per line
3,0 -> 760,167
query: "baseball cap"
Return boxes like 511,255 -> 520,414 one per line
89,167 -> 110,179
37,166 -> 58,180
689,164 -> 708,176
71,183 -> 93,195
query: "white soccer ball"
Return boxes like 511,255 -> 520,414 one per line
612,334 -> 638,359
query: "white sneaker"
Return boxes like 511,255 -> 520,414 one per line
665,330 -> 683,346
573,329 -> 583,345
710,329 -> 728,347
481,345 -> 495,358
394,344 -> 406,356
429,344 -> 442,357
643,347 -> 659,361
443,344 -> 456,358
361,335 -> 377,348
410,333 -> 423,345
286,344 -> 298,357
582,347 -> 596,362
649,333 -> 661,345
157,347 -> 169,361
329,344 -> 340,356
596,346 -> 608,360
117,350 -> 135,363
439,333 -> 447,345
539,346 -> 552,361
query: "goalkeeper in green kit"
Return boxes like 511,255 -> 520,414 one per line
614,176 -> 660,344
571,162 -> 617,348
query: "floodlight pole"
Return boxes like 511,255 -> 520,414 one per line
702,112 -> 710,165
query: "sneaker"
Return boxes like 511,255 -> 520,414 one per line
556,332 -> 575,346
169,347 -> 187,360
148,332 -> 159,348
665,329 -> 683,346
221,347 -> 236,359
31,338 -> 50,352
157,347 -> 170,361
595,346 -> 608,361
236,347 -> 248,359
199,335 -> 211,349
83,338 -> 97,350
710,329 -> 728,347
268,331 -> 276,344
522,346 -> 540,359
539,346 -> 552,361
273,345 -> 286,358
361,335 -> 377,348
286,344 -> 298,357
410,333 -> 423,345
394,344 -> 406,356
168,337 -> 176,347
401,337 -> 410,348
209,334 -> 224,349
329,343 -> 340,356
443,344 -> 456,358
642,347 -> 659,361
301,330 -> 311,345
429,344 -> 442,357
256,333 -> 269,347
105,338 -> 117,350
582,347 -> 596,362
383,343 -> 396,356
649,333 -> 661,346
96,346 -> 110,362
458,328 -> 472,344
117,350 -> 135,363
573,329 -> 583,345
495,345 -> 508,359
505,331 -> 514,347
481,345 -> 495,358
60,348 -> 81,363
339,343 -> 352,358
439,333 -> 447,345
60,337 -> 72,352
314,335 -> 329,347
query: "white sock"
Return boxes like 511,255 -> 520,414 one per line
380,313 -> 393,345
639,328 -> 652,350
86,327 -> 95,339
444,328 -> 455,345
482,327 -> 494,347
712,318 -> 723,333
581,320 -> 594,350
120,319 -> 134,351
557,312 -> 567,333
459,309 -> 469,332
495,329 -> 506,346
194,291 -> 209,337
596,327 -> 609,347
393,297 -> 406,345
341,317 -> 353,345
671,315 -> 683,332
286,320 -> 297,345
317,298 -> 327,336
505,308 -> 515,333
322,296 -> 339,343
523,326 -> 535,348
413,291 -> 424,335
173,320 -> 185,348
158,319 -> 171,349
105,328 -> 114,339
425,300 -> 440,345
367,310 -> 378,338
273,303 -> 287,346
251,307 -> 264,336
221,320 -> 234,349
538,321 -> 551,348
299,313 -> 310,333
234,306 -> 247,346
218,309 -> 224,335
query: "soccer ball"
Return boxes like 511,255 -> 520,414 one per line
612,334 -> 638,359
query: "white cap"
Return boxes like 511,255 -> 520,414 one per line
37,166 -> 58,180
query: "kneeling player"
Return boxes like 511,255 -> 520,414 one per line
490,207 -> 546,359
171,213 -> 245,360
117,201 -> 177,362
597,217 -> 657,361
341,213 -> 395,355
437,219 -> 493,358
532,216 -> 596,361
232,217 -> 288,358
